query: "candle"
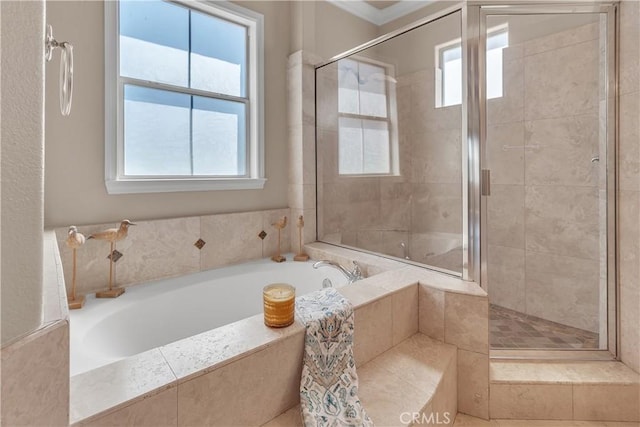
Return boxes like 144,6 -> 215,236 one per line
263,283 -> 296,328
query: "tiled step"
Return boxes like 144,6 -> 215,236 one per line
263,333 -> 458,426
490,361 -> 640,422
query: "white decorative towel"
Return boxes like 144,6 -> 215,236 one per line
296,288 -> 374,427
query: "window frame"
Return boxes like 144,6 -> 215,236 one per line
337,55 -> 400,177
105,0 -> 265,194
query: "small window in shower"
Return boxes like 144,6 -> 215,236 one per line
436,26 -> 508,107
337,58 -> 397,176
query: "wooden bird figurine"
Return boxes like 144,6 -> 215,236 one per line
88,219 -> 136,243
89,219 -> 136,298
272,216 -> 287,230
293,215 -> 309,262
65,226 -> 86,309
271,216 -> 287,263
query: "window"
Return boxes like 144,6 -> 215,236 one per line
105,0 -> 264,194
436,27 -> 508,107
337,58 -> 397,176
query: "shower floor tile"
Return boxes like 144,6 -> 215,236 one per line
490,304 -> 599,350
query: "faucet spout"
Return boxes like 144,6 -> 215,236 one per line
313,260 -> 363,284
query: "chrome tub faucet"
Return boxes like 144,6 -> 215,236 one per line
312,260 -> 363,284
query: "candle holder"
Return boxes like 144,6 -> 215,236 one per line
263,283 -> 295,328
293,215 -> 309,262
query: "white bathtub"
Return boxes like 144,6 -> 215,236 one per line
70,255 -> 346,376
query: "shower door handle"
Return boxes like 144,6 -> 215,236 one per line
481,169 -> 491,196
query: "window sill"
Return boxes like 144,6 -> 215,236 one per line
105,177 -> 267,194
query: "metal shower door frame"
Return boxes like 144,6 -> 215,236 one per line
470,1 -> 619,360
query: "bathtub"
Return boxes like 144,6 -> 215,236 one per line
70,255 -> 346,376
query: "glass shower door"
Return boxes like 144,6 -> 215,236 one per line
481,7 -> 615,353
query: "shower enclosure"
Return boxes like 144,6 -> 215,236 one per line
315,1 -> 617,359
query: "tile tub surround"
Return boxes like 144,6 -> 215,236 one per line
490,361 -> 640,422
55,208 -> 291,297
1,232 -> 70,426
70,242 -> 490,425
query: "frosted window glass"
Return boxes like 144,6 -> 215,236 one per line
192,97 -> 246,175
338,117 -> 390,175
338,117 -> 364,175
190,11 -> 246,97
120,1 -> 189,87
124,85 -> 191,175
338,59 -> 360,115
363,121 -> 390,174
359,62 -> 387,118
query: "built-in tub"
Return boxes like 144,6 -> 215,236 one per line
70,255 -> 346,376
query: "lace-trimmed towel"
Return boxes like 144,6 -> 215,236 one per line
296,287 -> 374,427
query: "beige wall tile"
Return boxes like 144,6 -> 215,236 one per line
80,387 -> 177,427
525,185 -> 599,261
1,322 -> 69,427
200,211 -> 264,270
419,285 -> 445,341
619,93 -> 640,192
488,245 -> 525,312
458,350 -> 489,420
523,22 -> 599,57
392,286 -> 419,345
177,332 -> 304,426
524,39 -> 599,121
619,0 -> 640,96
486,122 -> 525,185
620,281 -> 640,374
353,296 -> 394,366
573,384 -> 640,422
525,251 -> 599,333
524,115 -> 599,187
411,128 -> 462,184
356,230 -> 409,259
488,185 -> 525,249
117,217 -> 200,287
444,293 -> 489,354
357,364 -> 426,426
411,183 -> 462,234
432,355 -> 458,424
489,384 -> 573,420
286,63 -> 303,128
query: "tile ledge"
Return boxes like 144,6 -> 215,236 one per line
490,360 -> 640,385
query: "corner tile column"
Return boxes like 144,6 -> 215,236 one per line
287,51 -> 321,252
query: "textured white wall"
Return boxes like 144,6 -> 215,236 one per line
1,0 -> 45,345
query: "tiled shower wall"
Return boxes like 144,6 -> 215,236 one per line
487,22 -> 603,333
54,208 -> 291,297
618,0 -> 640,373
316,14 -> 464,272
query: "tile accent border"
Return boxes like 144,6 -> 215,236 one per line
54,208 -> 291,297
